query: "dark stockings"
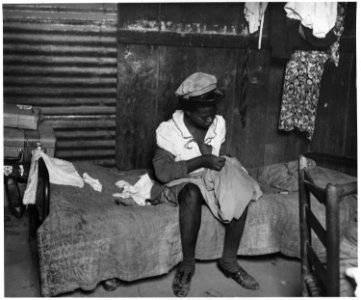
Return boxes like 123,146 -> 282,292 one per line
178,183 -> 249,273
176,185 -> 258,292
178,183 -> 203,273
220,206 -> 249,272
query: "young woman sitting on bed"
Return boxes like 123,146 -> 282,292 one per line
152,72 -> 261,297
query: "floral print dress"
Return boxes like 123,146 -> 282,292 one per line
278,3 -> 346,141
278,50 -> 329,140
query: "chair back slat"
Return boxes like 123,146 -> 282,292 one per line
307,244 -> 327,289
306,207 -> 326,247
304,180 -> 327,204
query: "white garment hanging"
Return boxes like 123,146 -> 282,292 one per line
244,2 -> 268,49
284,2 -> 337,38
23,149 -> 84,205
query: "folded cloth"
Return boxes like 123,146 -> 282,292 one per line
23,149 -> 84,205
203,156 -> 263,222
165,157 -> 263,223
83,172 -> 102,192
113,173 -> 154,206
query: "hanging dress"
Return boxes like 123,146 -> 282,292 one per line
278,3 -> 346,140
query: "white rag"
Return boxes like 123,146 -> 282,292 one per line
83,172 -> 102,192
346,268 -> 360,297
113,173 -> 154,206
23,149 -> 84,205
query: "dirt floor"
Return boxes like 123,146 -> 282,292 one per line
4,206 -> 302,297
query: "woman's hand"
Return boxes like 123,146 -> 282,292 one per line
202,154 -> 226,171
185,154 -> 226,173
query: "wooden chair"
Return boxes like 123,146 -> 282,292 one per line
298,155 -> 357,296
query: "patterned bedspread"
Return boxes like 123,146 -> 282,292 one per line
36,161 -> 357,296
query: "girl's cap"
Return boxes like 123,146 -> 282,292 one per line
175,72 -> 219,99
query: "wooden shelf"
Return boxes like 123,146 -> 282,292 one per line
117,29 -> 268,49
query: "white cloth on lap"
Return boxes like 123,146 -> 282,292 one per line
23,149 -> 84,205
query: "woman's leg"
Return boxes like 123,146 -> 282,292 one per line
221,206 -> 248,270
173,183 -> 203,297
218,205 -> 259,290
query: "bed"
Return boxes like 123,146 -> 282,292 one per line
29,155 -> 357,297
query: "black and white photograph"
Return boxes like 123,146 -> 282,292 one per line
2,1 -> 358,297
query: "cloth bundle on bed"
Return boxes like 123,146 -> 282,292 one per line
36,160 -> 357,296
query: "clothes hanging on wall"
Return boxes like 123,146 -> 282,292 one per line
278,50 -> 329,140
269,3 -> 307,60
277,3 -> 346,140
284,2 -> 337,39
244,2 -> 268,34
244,2 -> 268,49
287,2 -> 346,67
269,3 -> 344,61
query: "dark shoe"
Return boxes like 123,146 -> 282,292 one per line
217,261 -> 259,290
102,278 -> 121,291
172,265 -> 194,297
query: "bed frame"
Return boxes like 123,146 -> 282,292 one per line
28,157 -> 49,241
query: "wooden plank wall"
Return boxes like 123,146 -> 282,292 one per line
3,4 -> 118,166
116,3 -> 253,170
3,3 -> 356,171
116,2 -> 357,171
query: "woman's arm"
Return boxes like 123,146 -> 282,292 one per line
153,147 -> 225,183
152,148 -> 188,183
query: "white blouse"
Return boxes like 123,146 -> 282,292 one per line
156,110 -> 226,175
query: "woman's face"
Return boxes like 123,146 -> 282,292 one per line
185,105 -> 217,130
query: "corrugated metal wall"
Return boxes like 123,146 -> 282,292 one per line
3,4 -> 118,166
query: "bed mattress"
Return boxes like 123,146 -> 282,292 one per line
36,161 -> 357,296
